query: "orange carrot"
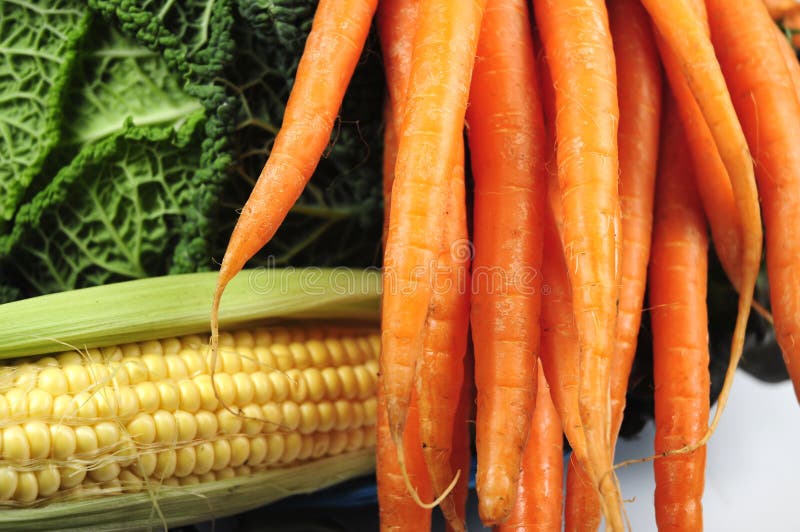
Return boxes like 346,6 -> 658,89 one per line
539,199 -> 600,532
379,0 -> 470,523
377,386 -> 433,530
707,0 -> 800,401
466,0 -> 547,523
533,1 -> 623,528
447,348 -> 474,532
652,0 -> 743,297
607,0 -> 662,439
380,0 -> 485,491
416,142 -> 471,530
382,99 -> 398,248
650,93 -> 709,531
640,0 -> 762,454
498,365 -> 564,532
210,0 -> 378,364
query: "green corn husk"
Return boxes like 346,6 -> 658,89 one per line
0,268 -> 381,359
0,268 -> 381,529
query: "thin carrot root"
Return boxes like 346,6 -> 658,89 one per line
397,444 -> 461,510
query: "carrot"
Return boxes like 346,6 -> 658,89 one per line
498,365 -> 564,532
416,142 -> 471,530
532,1 -> 624,528
707,0 -> 800,401
382,99 -> 398,249
652,0 -> 744,300
650,93 -> 709,531
762,0 -> 799,19
380,0 -> 485,496
379,0 -> 470,523
607,0 -> 662,440
564,456 -> 601,532
537,42 -> 602,532
447,340 -> 475,532
539,198 -> 601,532
639,0 -> 762,455
210,0 -> 378,368
466,0 -> 547,523
377,386 -> 434,530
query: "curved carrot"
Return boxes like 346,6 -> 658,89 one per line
640,0 -> 762,454
650,93 -> 709,531
380,0 -> 485,486
498,365 -> 564,532
708,0 -> 800,401
416,143 -> 470,530
533,1 -> 624,528
653,0 -> 743,296
382,99 -> 398,248
538,48 -> 601,531
210,0 -> 378,362
608,0 -> 662,438
466,0 -> 546,523
377,386 -> 433,530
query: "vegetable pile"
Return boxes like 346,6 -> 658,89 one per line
207,0 -> 800,530
2,0 -> 799,530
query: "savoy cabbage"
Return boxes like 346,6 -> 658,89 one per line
0,0 -> 384,301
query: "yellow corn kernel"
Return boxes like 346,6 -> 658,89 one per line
174,410 -> 198,442
118,469 -> 144,493
73,392 -> 98,419
164,354 -> 189,380
217,409 -> 242,436
135,382 -> 160,414
157,381 -> 180,412
37,368 -> 68,397
4,425 -> 30,461
15,471 -> 39,503
174,447 -> 196,478
127,413 -> 156,445
195,410 -> 218,440
89,462 -> 121,483
193,442 -> 215,475
0,467 -> 18,500
59,465 -> 86,489
25,421 -> 51,459
211,439 -> 232,471
50,424 -> 77,460
153,410 -> 177,444
233,372 -> 254,406
177,379 -> 201,413
153,450 -> 177,479
141,353 -> 167,381
248,436 -> 268,466
240,404 -> 264,435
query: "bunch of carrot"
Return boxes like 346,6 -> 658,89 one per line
209,0 -> 800,529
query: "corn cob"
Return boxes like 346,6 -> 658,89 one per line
0,269 -> 381,530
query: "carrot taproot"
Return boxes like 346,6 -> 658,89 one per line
650,93 -> 709,531
532,1 -> 624,528
607,0 -> 662,440
639,0 -> 762,455
447,348 -> 474,532
210,0 -> 378,368
380,0 -> 486,495
466,0 -> 546,523
707,0 -> 800,401
539,194 -> 601,532
378,0 -> 418,251
762,0 -> 798,19
379,3 -> 470,522
377,386 -> 434,530
416,142 -> 471,530
498,365 -> 564,532
536,40 -> 603,532
563,3 -> 661,527
652,0 -> 743,299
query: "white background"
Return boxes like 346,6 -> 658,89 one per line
464,371 -> 800,531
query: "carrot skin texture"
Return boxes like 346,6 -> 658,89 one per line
381,0 -> 486,450
497,366 -> 564,532
708,0 -> 800,401
650,95 -> 709,531
213,0 -> 378,300
774,26 -> 800,103
417,142 -> 471,530
447,345 -> 475,532
564,455 -> 601,532
533,1 -> 623,528
467,0 -> 547,523
653,0 -> 743,293
607,0 -> 661,437
377,387 -> 433,530
641,0 -> 762,446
